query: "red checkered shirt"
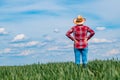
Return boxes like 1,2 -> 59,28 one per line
66,25 -> 95,49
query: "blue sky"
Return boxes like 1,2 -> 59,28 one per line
0,0 -> 120,66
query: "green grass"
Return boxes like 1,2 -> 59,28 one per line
0,59 -> 120,80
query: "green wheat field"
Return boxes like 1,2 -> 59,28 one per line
0,59 -> 120,80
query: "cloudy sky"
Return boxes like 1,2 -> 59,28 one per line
0,0 -> 120,66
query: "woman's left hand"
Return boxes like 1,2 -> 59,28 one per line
84,38 -> 88,44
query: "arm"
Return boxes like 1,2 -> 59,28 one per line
87,27 -> 95,41
66,27 -> 75,41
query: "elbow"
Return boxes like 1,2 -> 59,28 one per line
92,31 -> 95,36
66,33 -> 69,37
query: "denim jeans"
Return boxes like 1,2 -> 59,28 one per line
74,47 -> 88,64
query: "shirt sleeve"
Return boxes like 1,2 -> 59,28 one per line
66,27 -> 74,41
87,27 -> 95,40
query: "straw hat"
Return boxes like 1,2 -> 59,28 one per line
73,15 -> 86,25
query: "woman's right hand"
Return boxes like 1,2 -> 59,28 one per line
74,39 -> 78,44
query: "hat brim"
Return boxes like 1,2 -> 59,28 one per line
73,18 -> 85,25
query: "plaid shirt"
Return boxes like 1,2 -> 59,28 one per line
66,25 -> 95,49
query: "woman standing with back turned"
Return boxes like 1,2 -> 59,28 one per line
66,15 -> 95,68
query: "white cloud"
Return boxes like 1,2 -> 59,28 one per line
47,46 -> 59,51
90,38 -> 112,43
0,28 -> 8,34
96,27 -> 106,31
47,44 -> 73,51
53,28 -> 60,33
18,50 -> 34,56
43,35 -> 53,41
109,49 -> 120,55
0,48 -> 11,54
4,48 -> 11,53
12,34 -> 26,42
105,49 -> 120,56
63,44 -> 73,49
26,41 -> 39,46
11,41 -> 40,47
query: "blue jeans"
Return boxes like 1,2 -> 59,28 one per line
74,47 -> 88,64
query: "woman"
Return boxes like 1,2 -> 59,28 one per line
66,15 -> 95,68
